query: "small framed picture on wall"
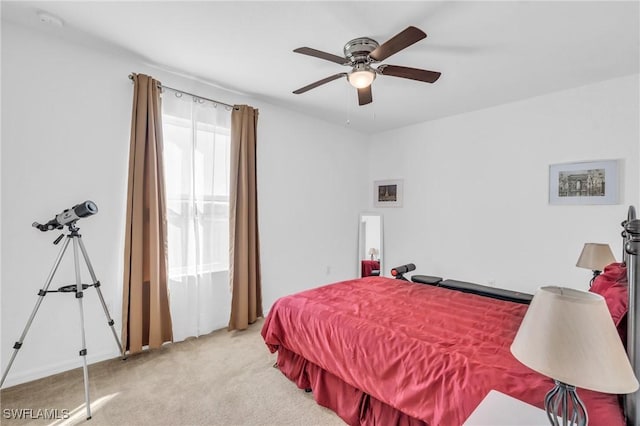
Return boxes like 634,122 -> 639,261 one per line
374,179 -> 403,208
549,159 -> 619,205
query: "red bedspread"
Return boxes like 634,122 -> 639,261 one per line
262,276 -> 625,425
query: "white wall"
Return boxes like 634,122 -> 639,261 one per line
258,105 -> 369,311
368,75 -> 639,293
1,21 -> 367,387
1,21 -> 133,388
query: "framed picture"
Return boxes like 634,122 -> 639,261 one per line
549,160 -> 619,205
374,179 -> 403,208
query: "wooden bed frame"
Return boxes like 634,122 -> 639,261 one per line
624,205 -> 639,426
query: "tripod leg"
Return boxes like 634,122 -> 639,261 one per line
72,238 -> 92,420
1,237 -> 72,388
77,236 -> 124,357
76,295 -> 92,420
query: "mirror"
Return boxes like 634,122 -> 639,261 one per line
358,213 -> 383,277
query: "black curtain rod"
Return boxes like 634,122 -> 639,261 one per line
128,74 -> 237,110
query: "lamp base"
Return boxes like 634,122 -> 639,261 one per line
589,270 -> 602,288
544,380 -> 587,426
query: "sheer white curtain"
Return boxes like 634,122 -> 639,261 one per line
162,90 -> 232,341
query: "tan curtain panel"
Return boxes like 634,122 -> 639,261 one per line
228,105 -> 262,331
121,73 -> 173,354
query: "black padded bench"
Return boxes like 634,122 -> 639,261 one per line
438,279 -> 533,305
410,275 -> 532,305
411,275 -> 443,285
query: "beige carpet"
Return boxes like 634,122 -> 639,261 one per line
0,319 -> 344,426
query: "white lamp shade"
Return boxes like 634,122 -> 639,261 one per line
511,286 -> 638,394
576,243 -> 616,271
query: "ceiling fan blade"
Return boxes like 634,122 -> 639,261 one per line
378,65 -> 441,83
293,47 -> 348,65
293,73 -> 347,94
358,86 -> 372,106
369,26 -> 426,62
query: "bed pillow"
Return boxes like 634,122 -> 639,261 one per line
589,262 -> 628,345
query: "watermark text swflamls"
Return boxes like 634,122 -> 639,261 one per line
2,408 -> 70,420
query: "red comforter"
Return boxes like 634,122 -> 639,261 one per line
262,276 -> 624,425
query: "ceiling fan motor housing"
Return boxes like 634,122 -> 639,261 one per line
343,37 -> 379,64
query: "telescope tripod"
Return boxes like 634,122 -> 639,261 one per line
0,223 -> 123,420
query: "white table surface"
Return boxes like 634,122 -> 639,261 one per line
463,390 -> 552,426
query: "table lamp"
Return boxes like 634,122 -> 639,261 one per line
511,286 -> 638,426
368,247 -> 379,261
576,243 -> 615,287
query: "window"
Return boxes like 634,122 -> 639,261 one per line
162,92 -> 232,278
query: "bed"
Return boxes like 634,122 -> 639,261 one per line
262,207 -> 640,425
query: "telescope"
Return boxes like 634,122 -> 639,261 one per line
3,199 -> 121,420
32,201 -> 98,231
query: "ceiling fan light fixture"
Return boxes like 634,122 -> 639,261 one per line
348,64 -> 376,89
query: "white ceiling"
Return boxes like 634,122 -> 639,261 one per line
3,1 -> 639,134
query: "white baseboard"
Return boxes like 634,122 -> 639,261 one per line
1,349 -> 121,389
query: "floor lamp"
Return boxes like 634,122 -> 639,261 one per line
511,286 -> 638,426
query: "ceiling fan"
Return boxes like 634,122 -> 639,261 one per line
292,26 -> 441,106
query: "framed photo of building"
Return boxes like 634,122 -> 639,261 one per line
549,160 -> 619,205
374,179 -> 403,208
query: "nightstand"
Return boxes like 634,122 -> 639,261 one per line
463,390 -> 554,425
